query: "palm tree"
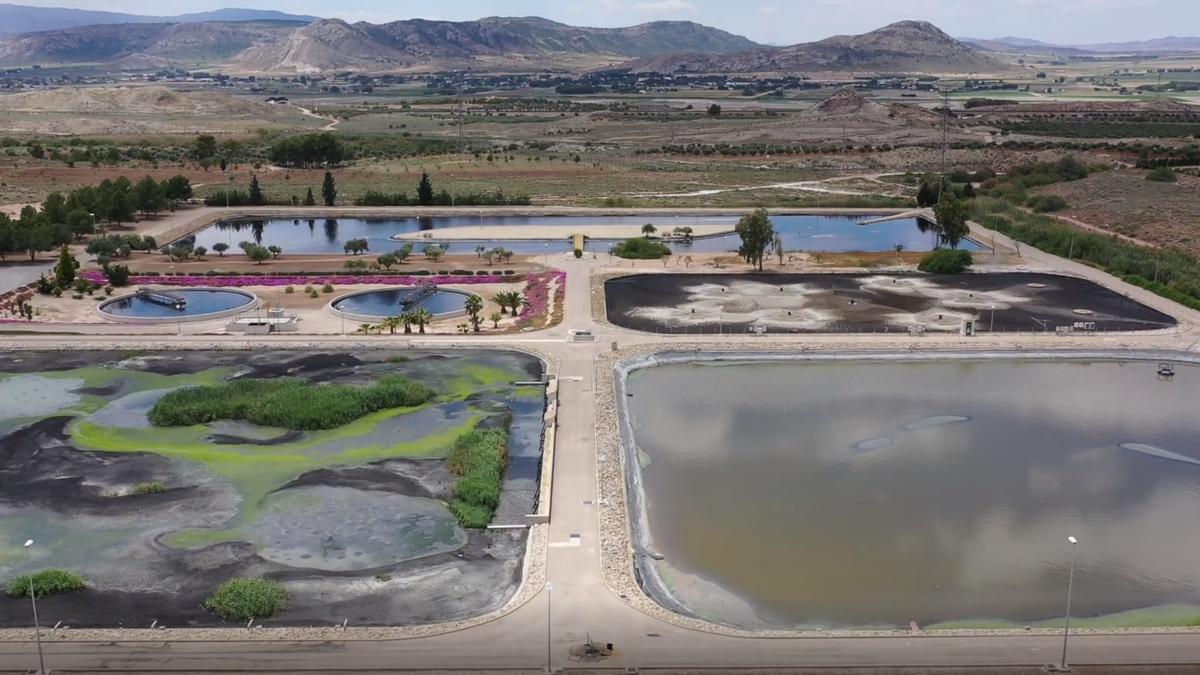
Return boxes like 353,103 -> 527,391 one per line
414,308 -> 432,334
492,293 -> 509,315
400,311 -> 415,334
495,291 -> 522,317
490,311 -> 503,329
464,294 -> 484,332
382,316 -> 402,334
356,323 -> 373,335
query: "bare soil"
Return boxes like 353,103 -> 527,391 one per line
1039,169 -> 1200,256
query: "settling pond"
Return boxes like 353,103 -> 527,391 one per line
98,288 -> 256,320
605,273 -> 1176,334
187,215 -> 980,255
331,287 -> 472,320
621,353 -> 1200,630
0,349 -> 545,628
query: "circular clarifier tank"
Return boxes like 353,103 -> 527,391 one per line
329,286 -> 473,320
98,287 -> 258,322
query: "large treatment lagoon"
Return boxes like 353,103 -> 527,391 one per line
0,349 -> 546,628
620,354 -> 1200,631
187,214 -> 981,255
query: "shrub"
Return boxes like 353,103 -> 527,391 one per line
446,428 -> 508,528
1027,194 -> 1069,213
284,285 -> 295,294
321,284 -> 334,293
611,237 -> 671,260
7,569 -> 86,598
148,375 -> 435,431
132,481 -> 166,495
918,249 -> 974,274
204,578 -> 287,622
1147,166 -> 1178,183
102,263 -> 131,287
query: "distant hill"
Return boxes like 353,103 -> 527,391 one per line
0,15 -> 762,72
235,16 -> 761,73
0,21 -> 300,66
0,4 -> 317,36
963,35 -> 1200,54
626,21 -> 1002,74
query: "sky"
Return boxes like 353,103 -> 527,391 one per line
20,0 -> 1200,45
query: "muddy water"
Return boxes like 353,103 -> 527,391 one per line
626,358 -> 1200,628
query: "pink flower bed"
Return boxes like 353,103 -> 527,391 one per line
518,270 -> 566,326
81,272 -> 514,287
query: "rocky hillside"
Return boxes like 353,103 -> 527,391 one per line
627,20 -> 1002,73
0,20 -> 299,66
0,16 -> 761,72
0,4 -> 317,37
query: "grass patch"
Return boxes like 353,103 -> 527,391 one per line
204,577 -> 287,622
148,375 -> 435,431
7,569 -> 86,598
447,428 -> 509,528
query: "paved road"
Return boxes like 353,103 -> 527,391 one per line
0,261 -> 50,294
4,223 -> 1200,672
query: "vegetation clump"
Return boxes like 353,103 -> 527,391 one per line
918,249 -> 974,274
204,578 -> 287,622
148,376 -> 435,431
611,237 -> 670,260
1147,166 -> 1178,183
7,569 -> 86,598
447,428 -> 509,528
132,481 -> 166,495
1026,194 -> 1069,213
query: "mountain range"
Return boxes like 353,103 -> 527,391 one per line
0,16 -> 1001,75
0,15 -> 762,72
0,4 -> 317,36
627,21 -> 1001,74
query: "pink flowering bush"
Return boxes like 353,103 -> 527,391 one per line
81,272 -> 512,288
517,270 -> 565,328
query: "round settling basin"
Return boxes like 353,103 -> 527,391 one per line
330,286 -> 473,321
98,288 -> 258,323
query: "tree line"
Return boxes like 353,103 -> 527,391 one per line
0,174 -> 191,261
353,172 -> 530,207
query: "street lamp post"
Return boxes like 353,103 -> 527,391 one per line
545,581 -> 554,674
22,539 -> 45,675
1060,535 -> 1079,671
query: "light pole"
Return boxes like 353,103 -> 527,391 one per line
23,539 -> 45,675
545,581 -> 554,674
1060,535 -> 1079,671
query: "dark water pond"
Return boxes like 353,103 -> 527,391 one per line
188,215 -> 982,255
625,357 -> 1200,629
